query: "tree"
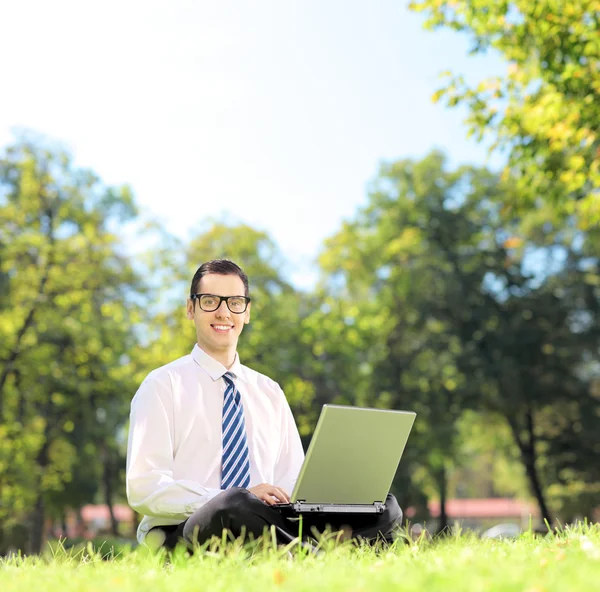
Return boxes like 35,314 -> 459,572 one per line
409,0 -> 600,227
0,133 -> 144,553
317,151 -> 600,526
315,153 -> 480,529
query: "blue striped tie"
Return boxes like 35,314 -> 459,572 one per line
220,372 -> 251,489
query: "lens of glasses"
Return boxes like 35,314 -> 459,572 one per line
199,295 -> 247,313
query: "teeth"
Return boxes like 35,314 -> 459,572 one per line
213,325 -> 231,330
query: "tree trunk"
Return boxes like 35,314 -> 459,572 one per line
28,493 -> 46,555
436,464 -> 449,534
0,308 -> 36,417
0,255 -> 54,418
508,409 -> 552,527
102,446 -> 119,536
522,452 -> 552,527
61,511 -> 68,539
132,510 -> 140,540
28,410 -> 52,554
77,507 -> 86,539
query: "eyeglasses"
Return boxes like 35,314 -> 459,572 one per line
191,293 -> 251,314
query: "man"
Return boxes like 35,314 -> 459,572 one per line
126,259 -> 401,550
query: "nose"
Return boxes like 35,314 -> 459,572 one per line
215,299 -> 231,317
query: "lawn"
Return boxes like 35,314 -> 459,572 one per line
1,524 -> 599,591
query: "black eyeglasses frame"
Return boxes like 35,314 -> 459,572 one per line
190,293 -> 251,313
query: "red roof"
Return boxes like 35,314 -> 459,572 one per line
81,504 -> 134,522
426,498 -> 538,519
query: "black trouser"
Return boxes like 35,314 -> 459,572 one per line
149,488 -> 402,550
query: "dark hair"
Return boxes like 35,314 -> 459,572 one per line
190,259 -> 250,299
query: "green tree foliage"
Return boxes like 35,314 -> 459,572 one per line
0,134 -> 144,553
450,411 -> 530,500
409,0 -> 600,227
317,151 -> 600,526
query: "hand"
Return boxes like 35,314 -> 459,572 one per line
248,483 -> 290,505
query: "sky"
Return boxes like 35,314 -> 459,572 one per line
1,0 -> 507,289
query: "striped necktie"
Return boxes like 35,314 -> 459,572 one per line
220,371 -> 251,489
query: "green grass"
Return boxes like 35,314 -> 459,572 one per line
1,524 -> 599,592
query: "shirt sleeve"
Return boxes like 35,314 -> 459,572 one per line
126,374 -> 222,519
273,386 -> 305,496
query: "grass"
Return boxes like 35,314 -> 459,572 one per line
1,523 -> 599,592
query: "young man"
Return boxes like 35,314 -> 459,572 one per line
126,259 -> 401,550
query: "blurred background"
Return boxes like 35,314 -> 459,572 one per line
1,0 -> 599,554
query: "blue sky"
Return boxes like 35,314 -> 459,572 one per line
1,0 -> 506,288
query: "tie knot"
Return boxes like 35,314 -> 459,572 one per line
223,371 -> 235,384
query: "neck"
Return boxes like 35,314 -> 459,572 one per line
201,344 -> 236,369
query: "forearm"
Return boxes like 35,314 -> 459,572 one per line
127,472 -> 222,518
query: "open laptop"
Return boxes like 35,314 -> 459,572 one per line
276,404 -> 416,515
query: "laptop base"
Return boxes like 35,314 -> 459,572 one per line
277,501 -> 386,515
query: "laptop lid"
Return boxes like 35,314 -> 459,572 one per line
290,404 -> 416,505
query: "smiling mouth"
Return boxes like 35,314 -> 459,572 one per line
211,324 -> 233,333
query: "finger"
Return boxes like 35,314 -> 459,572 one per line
254,490 -> 276,505
262,494 -> 276,505
269,487 -> 289,503
274,487 -> 290,503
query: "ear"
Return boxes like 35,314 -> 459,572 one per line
244,302 -> 251,325
186,299 -> 195,320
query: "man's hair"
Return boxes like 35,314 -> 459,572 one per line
190,259 -> 250,299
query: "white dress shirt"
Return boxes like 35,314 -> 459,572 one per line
126,345 -> 305,543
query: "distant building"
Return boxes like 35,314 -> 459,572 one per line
80,504 -> 135,533
47,504 -> 136,540
406,498 -> 540,531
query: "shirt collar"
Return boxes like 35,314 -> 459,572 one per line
191,344 -> 247,383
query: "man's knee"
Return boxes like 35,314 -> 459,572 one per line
210,487 -> 254,515
385,494 -> 403,527
183,488 -> 254,543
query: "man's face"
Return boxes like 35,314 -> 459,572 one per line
186,273 -> 251,356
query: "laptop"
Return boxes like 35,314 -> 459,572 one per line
276,404 -> 416,515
